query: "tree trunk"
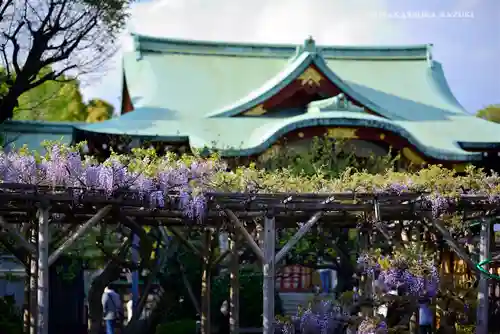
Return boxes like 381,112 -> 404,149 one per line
88,261 -> 122,334
88,237 -> 131,334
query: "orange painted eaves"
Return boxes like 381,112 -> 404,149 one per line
121,73 -> 134,114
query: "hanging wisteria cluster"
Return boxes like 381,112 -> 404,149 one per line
357,246 -> 439,297
2,143 -> 500,223
275,299 -> 389,334
357,318 -> 388,334
275,299 -> 351,334
0,144 -> 227,219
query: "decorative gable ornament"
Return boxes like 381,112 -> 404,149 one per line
308,94 -> 364,113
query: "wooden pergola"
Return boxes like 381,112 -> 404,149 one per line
0,183 -> 495,334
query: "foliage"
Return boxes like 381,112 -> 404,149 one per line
161,248 -> 202,321
0,0 -> 132,122
13,67 -> 82,121
357,318 -> 388,334
85,99 -> 114,122
456,324 -> 475,334
211,267 -> 283,327
0,295 -> 22,334
357,245 -> 439,296
155,319 -> 197,334
12,67 -> 113,122
258,135 -> 397,179
274,297 -> 386,334
476,104 -> 500,123
1,143 -> 500,229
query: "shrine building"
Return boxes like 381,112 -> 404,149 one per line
3,34 -> 500,171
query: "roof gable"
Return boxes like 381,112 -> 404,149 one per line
132,33 -> 431,60
207,40 -> 395,119
123,34 -> 468,122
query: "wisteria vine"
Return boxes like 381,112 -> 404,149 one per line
357,246 -> 439,298
0,144 -> 226,220
275,299 -> 355,334
1,143 -> 500,223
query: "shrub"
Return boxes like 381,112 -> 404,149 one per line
155,319 -> 197,334
0,295 -> 22,334
211,266 -> 284,328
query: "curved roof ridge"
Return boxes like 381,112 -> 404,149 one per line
207,51 -> 401,120
184,113 -> 482,161
426,61 -> 469,114
132,33 -> 431,60
206,52 -> 313,118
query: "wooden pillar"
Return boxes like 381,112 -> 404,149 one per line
359,228 -> 371,297
201,229 -> 213,334
229,231 -> 240,334
37,206 -> 50,334
29,223 -> 38,334
262,214 -> 276,334
23,275 -> 30,334
476,218 -> 491,334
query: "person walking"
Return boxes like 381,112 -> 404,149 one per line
317,256 -> 334,294
418,293 -> 433,334
218,300 -> 230,334
102,286 -> 123,334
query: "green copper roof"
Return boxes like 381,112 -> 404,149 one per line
0,120 -> 75,152
121,34 -> 465,121
73,34 -> 500,161
78,110 -> 500,161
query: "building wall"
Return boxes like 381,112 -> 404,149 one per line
0,255 -> 25,309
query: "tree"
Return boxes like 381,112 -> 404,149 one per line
14,67 -> 86,121
12,67 -> 114,122
85,98 -> 114,122
0,0 -> 132,123
476,104 -> 500,123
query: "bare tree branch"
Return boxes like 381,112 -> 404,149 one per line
0,0 -> 131,122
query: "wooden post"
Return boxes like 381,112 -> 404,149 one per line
229,231 -> 240,334
0,217 -> 36,254
476,218 -> 491,334
359,228 -> 371,297
29,223 -> 38,334
262,214 -> 276,334
23,274 -> 30,334
201,229 -> 213,334
37,206 -> 50,334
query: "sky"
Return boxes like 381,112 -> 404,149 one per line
81,0 -> 500,115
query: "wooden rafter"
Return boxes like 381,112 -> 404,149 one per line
225,209 -> 265,263
167,226 -> 202,258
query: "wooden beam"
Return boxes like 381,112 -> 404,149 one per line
229,231 -> 240,334
159,225 -> 200,314
428,219 -> 481,276
48,206 -> 111,266
476,218 -> 491,334
373,200 -> 393,244
0,230 -> 29,267
212,233 -> 245,268
0,217 -> 36,254
37,206 -> 50,334
262,215 -> 276,334
201,229 -> 213,334
179,258 -> 201,315
134,234 -> 176,322
275,212 -> 322,264
167,227 -> 202,258
225,209 -> 265,263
